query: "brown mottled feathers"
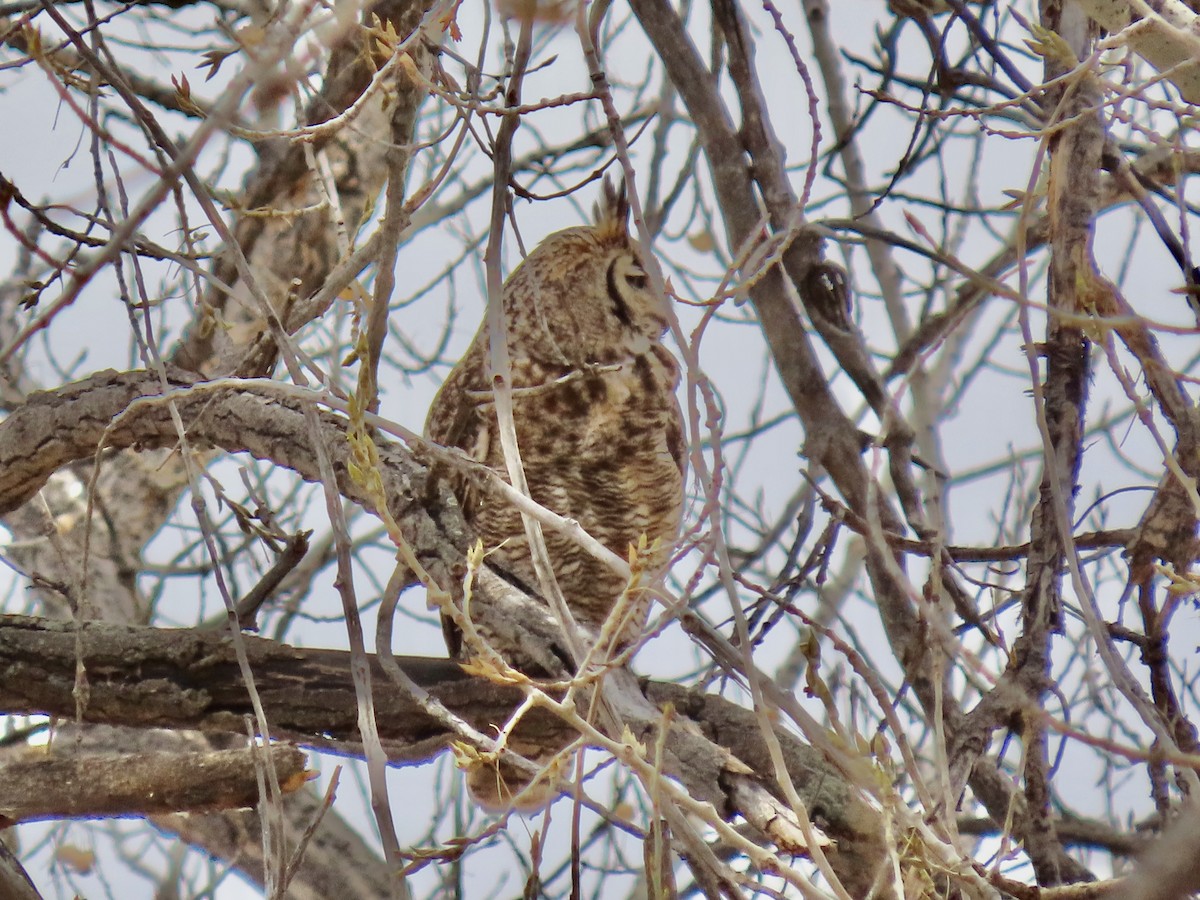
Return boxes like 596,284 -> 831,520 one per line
424,180 -> 684,808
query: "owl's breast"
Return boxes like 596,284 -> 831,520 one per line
514,350 -> 679,464
473,348 -> 684,629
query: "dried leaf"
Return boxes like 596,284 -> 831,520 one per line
54,845 -> 95,875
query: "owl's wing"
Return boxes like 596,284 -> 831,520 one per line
427,373 -> 477,449
425,348 -> 490,507
424,347 -> 494,661
654,345 -> 688,483
666,396 -> 686,480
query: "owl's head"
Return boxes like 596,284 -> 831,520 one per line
501,178 -> 671,365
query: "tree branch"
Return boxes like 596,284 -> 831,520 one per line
0,612 -> 896,895
0,746 -> 309,824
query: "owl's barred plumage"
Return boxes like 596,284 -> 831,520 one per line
424,180 -> 685,808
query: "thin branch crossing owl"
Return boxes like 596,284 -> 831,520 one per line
424,180 -> 685,806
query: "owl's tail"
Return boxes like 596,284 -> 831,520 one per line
462,737 -> 571,813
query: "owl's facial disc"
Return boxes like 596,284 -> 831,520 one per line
605,253 -> 669,352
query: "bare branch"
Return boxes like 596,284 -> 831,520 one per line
0,746 -> 309,824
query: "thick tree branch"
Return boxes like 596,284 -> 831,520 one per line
154,791 -> 397,900
0,840 -> 39,900
0,368 -> 469,588
0,746 -> 309,825
0,612 -> 895,895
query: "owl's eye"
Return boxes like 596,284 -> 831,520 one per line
625,269 -> 648,290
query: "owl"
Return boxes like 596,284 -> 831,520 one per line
424,179 -> 685,807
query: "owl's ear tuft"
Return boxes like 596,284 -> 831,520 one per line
593,175 -> 630,240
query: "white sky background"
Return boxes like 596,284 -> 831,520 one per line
2,0 -> 1199,896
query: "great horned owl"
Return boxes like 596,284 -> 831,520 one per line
424,179 -> 685,807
